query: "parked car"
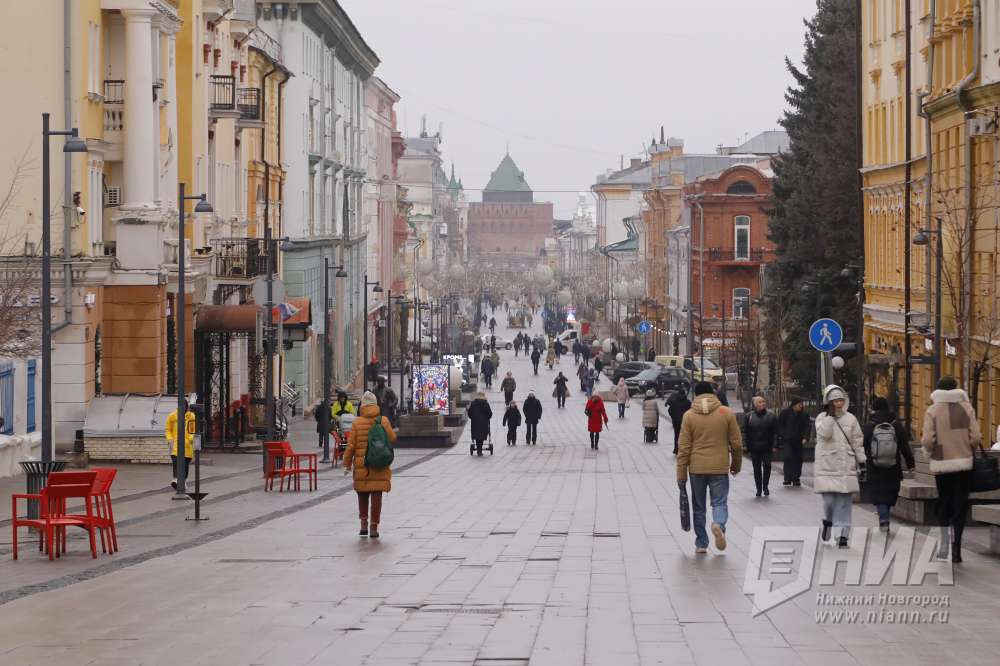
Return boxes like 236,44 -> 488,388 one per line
654,355 -> 725,386
626,367 -> 691,397
480,334 -> 513,350
611,361 -> 658,384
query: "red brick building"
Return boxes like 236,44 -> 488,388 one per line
685,163 -> 774,362
469,153 -> 553,258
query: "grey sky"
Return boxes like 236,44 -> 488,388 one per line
342,0 -> 812,217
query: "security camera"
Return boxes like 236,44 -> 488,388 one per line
76,206 -> 86,216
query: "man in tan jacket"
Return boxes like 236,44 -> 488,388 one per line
677,381 -> 743,554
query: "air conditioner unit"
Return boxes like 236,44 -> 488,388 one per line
105,186 -> 122,207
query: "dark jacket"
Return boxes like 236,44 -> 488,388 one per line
467,399 -> 493,441
480,358 -> 495,377
503,406 -> 522,429
553,375 -> 569,396
523,396 -> 543,424
667,394 -> 692,424
530,348 -> 541,363
743,408 -> 778,453
777,407 -> 811,449
862,410 -> 915,506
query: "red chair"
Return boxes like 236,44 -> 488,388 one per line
12,481 -> 98,560
264,441 -> 317,492
65,469 -> 118,554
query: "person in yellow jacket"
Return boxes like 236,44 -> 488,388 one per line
330,390 -> 356,422
165,405 -> 196,489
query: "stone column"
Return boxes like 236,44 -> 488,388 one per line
164,28 -> 179,201
121,8 -> 157,209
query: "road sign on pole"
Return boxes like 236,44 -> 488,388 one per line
808,318 -> 843,353
636,320 -> 652,335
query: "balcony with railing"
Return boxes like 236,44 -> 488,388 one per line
209,75 -> 237,115
211,238 -> 274,280
705,247 -> 766,265
237,87 -> 261,122
103,80 -> 125,133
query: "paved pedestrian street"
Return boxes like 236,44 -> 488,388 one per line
0,322 -> 996,665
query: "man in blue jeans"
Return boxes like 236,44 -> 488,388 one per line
677,381 -> 743,553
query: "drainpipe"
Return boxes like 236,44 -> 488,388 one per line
955,0 -> 981,388
917,0 -> 936,321
260,64 -> 277,232
54,0 -> 73,335
902,0 -> 913,433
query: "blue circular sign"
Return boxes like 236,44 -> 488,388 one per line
809,318 -> 843,353
636,320 -> 652,335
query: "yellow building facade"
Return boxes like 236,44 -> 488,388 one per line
862,0 -> 1000,441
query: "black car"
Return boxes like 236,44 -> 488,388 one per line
626,367 -> 691,397
611,361 -> 658,385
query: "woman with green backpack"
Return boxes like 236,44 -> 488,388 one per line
344,391 -> 397,539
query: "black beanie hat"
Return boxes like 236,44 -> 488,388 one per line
694,381 -> 715,396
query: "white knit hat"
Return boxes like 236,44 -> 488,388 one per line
360,391 -> 378,408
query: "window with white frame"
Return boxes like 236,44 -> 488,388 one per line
734,215 -> 750,260
733,288 -> 751,320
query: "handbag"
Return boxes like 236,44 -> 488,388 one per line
833,417 -> 866,485
972,447 -> 1000,493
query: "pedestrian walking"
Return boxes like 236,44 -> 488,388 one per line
489,317 -> 497,334
166,400 -> 195,489
743,396 -> 777,497
777,397 -> 810,486
546,344 -> 556,370
594,355 -> 604,375
490,334 -> 497,351
480,356 -> 495,388
343,391 -> 397,539
490,350 -> 501,375
814,384 -> 866,549
642,389 -> 659,443
523,392 -> 542,445
614,378 -> 629,418
531,347 -> 542,375
467,392 -> 493,457
573,340 -> 581,364
585,393 -> 609,450
553,372 -> 569,408
586,366 -> 599,398
513,335 -> 522,357
503,400 -> 522,446
676,381 -> 743,554
577,360 -> 589,393
863,397 -> 914,533
500,371 -> 517,406
667,389 -> 692,455
920,376 -> 982,562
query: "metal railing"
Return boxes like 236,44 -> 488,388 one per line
103,80 -> 124,105
237,87 -> 261,120
209,75 -> 236,110
210,238 -> 273,279
707,248 -> 765,263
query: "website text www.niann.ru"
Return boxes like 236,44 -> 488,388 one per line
815,609 -> 950,625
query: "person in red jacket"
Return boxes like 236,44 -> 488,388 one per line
585,394 -> 609,450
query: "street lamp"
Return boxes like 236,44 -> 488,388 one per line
175,183 -> 212,498
363,273 -> 383,391
320,259 -> 347,464
913,217 -> 943,384
39,113 -> 87,466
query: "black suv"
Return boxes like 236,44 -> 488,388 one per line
610,361 -> 658,385
626,367 -> 691,397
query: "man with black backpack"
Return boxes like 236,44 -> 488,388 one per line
862,397 -> 914,532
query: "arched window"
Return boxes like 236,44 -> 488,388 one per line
734,216 -> 750,260
726,180 -> 757,195
733,288 -> 751,320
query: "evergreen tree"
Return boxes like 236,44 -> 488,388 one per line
765,0 -> 860,398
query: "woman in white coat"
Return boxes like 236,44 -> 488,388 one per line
814,385 -> 866,548
614,378 -> 630,418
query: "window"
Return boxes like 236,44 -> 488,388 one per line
726,180 -> 757,195
733,288 -> 751,320
734,215 -> 750,260
26,360 -> 35,433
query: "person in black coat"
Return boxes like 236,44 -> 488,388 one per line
553,372 -> 569,408
666,389 -> 691,455
743,395 -> 777,497
480,357 -> 495,388
467,393 -> 493,456
862,397 -> 915,531
777,397 -> 811,486
530,347 -> 542,375
522,392 -> 543,445
502,401 -> 522,446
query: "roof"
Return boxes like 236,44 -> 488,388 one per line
594,161 -> 651,188
84,394 -> 178,438
603,236 -> 639,253
719,130 -> 789,156
485,153 -> 531,193
403,136 -> 440,157
683,154 -> 759,181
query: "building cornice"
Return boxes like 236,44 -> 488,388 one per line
302,1 -> 379,78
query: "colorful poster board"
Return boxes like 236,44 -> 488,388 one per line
413,364 -> 450,414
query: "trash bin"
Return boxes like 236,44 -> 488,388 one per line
18,460 -> 68,519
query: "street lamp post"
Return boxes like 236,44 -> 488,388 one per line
363,273 -> 383,391
175,183 -> 213,498
321,258 -> 347,464
913,218 -> 944,384
40,113 -> 87,464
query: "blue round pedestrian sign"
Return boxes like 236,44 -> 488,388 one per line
809,318 -> 843,353
636,320 -> 652,335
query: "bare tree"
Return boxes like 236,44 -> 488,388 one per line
0,151 -> 42,357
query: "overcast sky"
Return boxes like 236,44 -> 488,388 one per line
341,0 -> 813,217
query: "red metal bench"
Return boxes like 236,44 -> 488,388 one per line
264,441 -> 317,492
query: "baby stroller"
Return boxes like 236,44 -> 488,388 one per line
331,413 -> 357,466
469,432 -> 494,456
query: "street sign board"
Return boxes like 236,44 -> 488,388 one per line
636,320 -> 652,335
808,318 -> 843,353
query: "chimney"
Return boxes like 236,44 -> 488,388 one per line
420,114 -> 427,137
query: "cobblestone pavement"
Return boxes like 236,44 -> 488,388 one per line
0,316 -> 997,665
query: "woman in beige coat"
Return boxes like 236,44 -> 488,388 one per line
614,378 -> 630,418
344,391 -> 397,538
813,385 -> 865,548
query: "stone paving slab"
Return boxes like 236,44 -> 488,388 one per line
0,319 -> 996,665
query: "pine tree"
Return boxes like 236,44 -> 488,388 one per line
765,0 -> 860,398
